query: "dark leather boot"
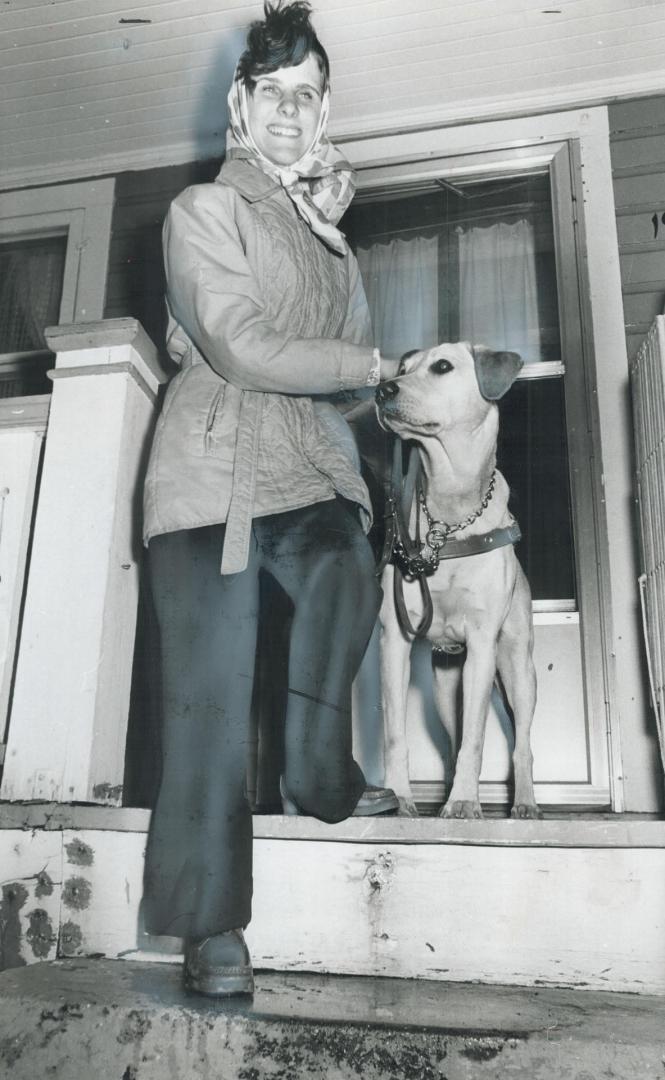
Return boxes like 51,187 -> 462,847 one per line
184,929 -> 254,996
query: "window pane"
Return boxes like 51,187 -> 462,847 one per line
0,234 -> 67,352
498,376 -> 575,602
344,173 -> 561,363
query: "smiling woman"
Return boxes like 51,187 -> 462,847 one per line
246,58 -> 324,166
139,0 -> 403,1002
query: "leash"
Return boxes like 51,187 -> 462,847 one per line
376,436 -> 521,641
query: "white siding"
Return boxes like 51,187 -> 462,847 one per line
2,0 -> 665,186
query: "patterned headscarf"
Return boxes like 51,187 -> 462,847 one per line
225,73 -> 356,255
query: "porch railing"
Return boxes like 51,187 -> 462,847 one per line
630,313 -> 665,777
0,319 -> 165,803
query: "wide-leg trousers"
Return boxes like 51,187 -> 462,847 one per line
142,498 -> 382,939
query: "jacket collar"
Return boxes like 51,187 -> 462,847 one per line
215,157 -> 281,204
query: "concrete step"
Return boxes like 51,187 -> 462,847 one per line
0,959 -> 662,1079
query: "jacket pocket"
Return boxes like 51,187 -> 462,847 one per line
202,381 -> 241,463
204,386 -> 225,454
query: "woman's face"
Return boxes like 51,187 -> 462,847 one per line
246,53 -> 324,167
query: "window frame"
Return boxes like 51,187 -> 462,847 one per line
0,179 -> 115,387
339,108 -> 635,811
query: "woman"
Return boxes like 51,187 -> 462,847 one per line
141,0 -> 401,997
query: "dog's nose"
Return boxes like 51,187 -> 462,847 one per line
376,381 -> 400,403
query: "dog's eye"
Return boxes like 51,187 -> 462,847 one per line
430,358 -> 453,375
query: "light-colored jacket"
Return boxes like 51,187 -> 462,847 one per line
142,158 -> 377,573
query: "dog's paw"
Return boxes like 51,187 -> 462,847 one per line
439,800 -> 483,820
511,803 -> 543,820
396,797 -> 419,817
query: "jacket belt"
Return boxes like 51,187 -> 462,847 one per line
220,390 -> 264,575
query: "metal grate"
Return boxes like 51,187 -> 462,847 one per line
630,314 -> 665,776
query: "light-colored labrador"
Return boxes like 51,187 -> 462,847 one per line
376,342 -> 539,820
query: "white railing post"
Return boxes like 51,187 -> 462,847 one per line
0,319 -> 166,804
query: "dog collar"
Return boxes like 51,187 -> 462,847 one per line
393,522 -> 521,578
425,522 -> 521,561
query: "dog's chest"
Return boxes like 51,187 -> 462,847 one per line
399,549 -> 516,652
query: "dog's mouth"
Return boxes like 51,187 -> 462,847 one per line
376,400 -> 440,435
375,400 -> 403,432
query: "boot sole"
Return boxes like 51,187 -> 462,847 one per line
184,970 -> 254,997
352,794 -> 400,816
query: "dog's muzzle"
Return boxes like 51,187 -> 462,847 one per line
375,381 -> 400,404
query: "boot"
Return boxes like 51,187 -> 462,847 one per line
183,929 -> 254,996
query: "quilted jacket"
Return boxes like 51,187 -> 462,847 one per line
142,157 -> 377,573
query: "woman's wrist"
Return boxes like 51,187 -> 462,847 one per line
378,356 -> 401,382
365,349 -> 401,385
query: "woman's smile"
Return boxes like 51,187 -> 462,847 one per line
246,53 -> 324,167
268,124 -> 301,137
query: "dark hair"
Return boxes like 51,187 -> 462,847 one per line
236,1 -> 330,92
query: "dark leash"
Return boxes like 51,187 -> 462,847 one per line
376,437 -> 522,641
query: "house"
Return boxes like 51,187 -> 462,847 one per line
0,0 -> 664,999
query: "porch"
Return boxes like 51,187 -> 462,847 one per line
0,317 -> 664,1008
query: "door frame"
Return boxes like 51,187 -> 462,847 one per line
340,107 -> 643,812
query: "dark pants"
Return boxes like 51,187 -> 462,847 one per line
142,498 -> 381,939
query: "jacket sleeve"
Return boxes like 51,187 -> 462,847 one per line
340,248 -> 374,348
325,246 -> 377,415
163,185 -> 376,395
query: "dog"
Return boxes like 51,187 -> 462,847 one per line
375,342 -> 540,820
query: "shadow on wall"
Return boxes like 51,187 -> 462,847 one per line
193,27 -> 247,163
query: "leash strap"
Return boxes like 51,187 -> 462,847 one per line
381,440 -> 434,637
393,559 -> 434,638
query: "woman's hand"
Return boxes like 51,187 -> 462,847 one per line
378,357 -> 401,382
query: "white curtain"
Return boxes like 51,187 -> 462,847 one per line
458,219 -> 542,363
356,235 -> 439,359
0,244 -> 64,353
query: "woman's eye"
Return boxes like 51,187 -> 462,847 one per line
261,83 -> 278,95
298,90 -> 314,101
431,358 -> 453,375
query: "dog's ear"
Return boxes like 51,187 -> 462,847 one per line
472,346 -> 523,400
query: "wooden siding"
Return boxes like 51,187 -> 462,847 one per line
2,0 -> 665,189
609,95 -> 665,361
104,160 -> 218,359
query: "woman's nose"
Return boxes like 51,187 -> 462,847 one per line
278,94 -> 298,116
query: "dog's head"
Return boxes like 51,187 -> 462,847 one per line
375,342 -> 522,438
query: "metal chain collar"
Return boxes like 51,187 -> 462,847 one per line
393,470 -> 497,579
420,470 -> 497,549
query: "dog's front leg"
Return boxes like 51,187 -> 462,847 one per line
497,575 -> 541,819
440,639 -> 497,819
431,653 -> 462,802
379,566 -> 418,816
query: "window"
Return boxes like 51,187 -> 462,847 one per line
0,179 -> 115,397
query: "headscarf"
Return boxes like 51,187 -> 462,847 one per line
225,73 -> 356,255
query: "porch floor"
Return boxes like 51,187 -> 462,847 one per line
0,958 -> 662,1079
